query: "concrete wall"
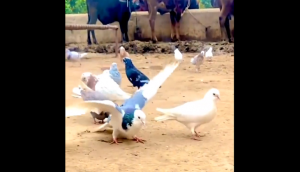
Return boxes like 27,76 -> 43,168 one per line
65,9 -> 234,44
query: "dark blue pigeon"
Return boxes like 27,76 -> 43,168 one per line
123,57 -> 149,89
66,62 -> 180,144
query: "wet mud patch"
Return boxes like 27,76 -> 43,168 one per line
66,40 -> 234,55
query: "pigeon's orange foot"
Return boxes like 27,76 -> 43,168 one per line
110,139 -> 122,145
133,136 -> 146,143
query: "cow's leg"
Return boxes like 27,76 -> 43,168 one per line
119,21 -> 129,43
87,15 -> 92,45
231,28 -> 234,42
170,11 -> 177,41
224,16 -> 232,43
175,11 -> 182,41
147,1 -> 158,43
119,12 -> 131,43
87,14 -> 99,45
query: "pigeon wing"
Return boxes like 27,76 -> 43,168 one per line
95,74 -> 131,101
66,100 -> 121,118
140,62 -> 179,101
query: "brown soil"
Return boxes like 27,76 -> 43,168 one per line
66,53 -> 234,172
66,40 -> 234,55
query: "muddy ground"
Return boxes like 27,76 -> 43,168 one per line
66,53 -> 234,172
66,40 -> 234,55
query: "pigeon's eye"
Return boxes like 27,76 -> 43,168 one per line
213,93 -> 216,96
138,116 -> 140,119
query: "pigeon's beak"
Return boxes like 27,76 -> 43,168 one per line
141,119 -> 145,126
216,95 -> 220,100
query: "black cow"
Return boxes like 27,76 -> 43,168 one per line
86,0 -> 140,45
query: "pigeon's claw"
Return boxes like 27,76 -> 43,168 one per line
133,136 -> 146,144
110,138 -> 122,145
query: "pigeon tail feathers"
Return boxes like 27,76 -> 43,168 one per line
154,108 -> 177,121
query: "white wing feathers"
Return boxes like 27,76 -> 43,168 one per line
141,62 -> 179,101
65,100 -> 121,117
95,73 -> 131,101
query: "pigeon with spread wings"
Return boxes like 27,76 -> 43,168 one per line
66,62 -> 180,144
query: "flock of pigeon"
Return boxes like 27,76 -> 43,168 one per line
66,46 -> 219,144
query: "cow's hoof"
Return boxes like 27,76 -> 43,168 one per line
151,39 -> 157,44
171,38 -> 178,42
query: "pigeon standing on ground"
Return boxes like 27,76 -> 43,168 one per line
66,62 -> 180,144
205,47 -> 213,61
123,57 -> 150,89
103,63 -> 122,86
174,48 -> 183,62
154,88 -> 220,140
190,51 -> 204,72
65,49 -> 87,66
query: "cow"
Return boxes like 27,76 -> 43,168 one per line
211,0 -> 234,42
86,0 -> 140,45
138,0 -> 199,43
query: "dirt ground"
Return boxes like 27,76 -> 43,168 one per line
66,52 -> 234,172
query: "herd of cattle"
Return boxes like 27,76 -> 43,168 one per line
86,0 -> 234,45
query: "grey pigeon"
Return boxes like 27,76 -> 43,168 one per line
66,62 -> 180,144
190,51 -> 204,72
66,49 -> 87,66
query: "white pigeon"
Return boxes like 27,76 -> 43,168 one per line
190,51 -> 205,72
174,48 -> 183,62
66,49 -> 87,66
205,47 -> 213,61
154,88 -> 220,140
66,62 -> 180,144
74,72 -> 130,102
